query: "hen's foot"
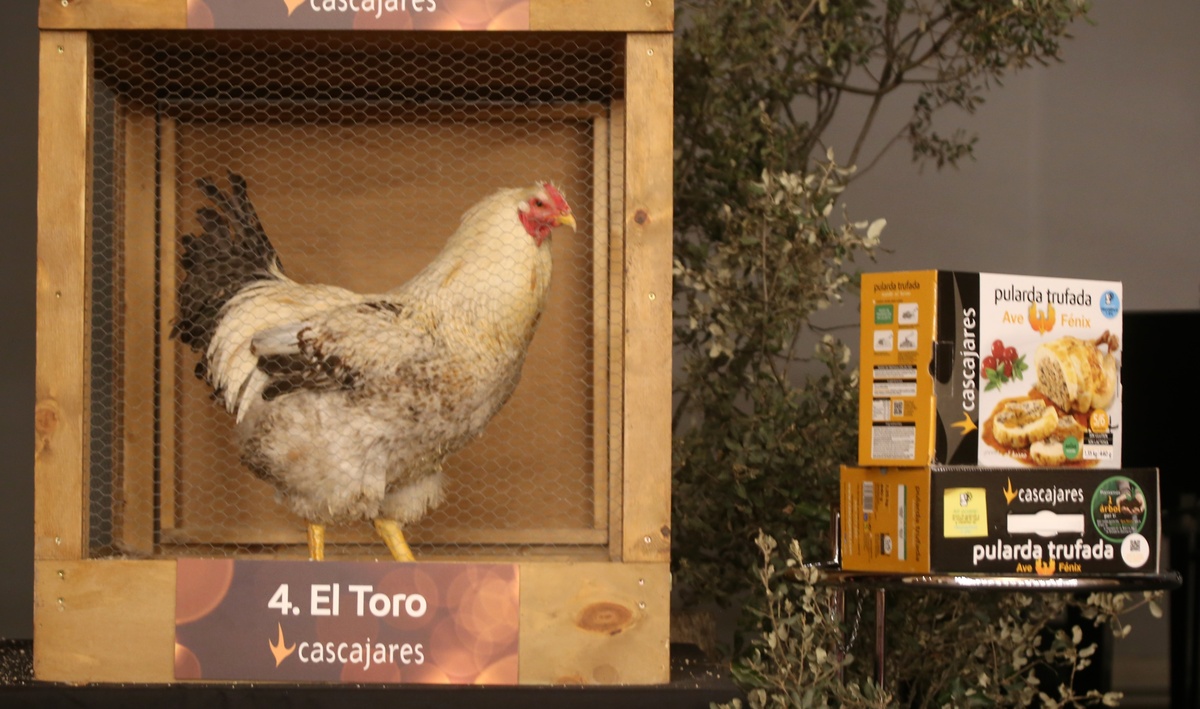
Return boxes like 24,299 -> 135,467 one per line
307,522 -> 326,561
374,518 -> 415,562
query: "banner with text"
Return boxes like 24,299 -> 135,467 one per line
187,0 -> 531,30
175,559 -> 520,683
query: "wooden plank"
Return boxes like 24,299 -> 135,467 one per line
35,31 -> 92,562
115,104 -> 159,555
32,558 -> 664,684
40,0 -> 187,30
620,34 -> 672,563
530,0 -> 673,32
591,114 -> 610,535
162,100 -> 608,125
39,0 -> 671,32
160,117 -> 180,534
520,561 -> 669,684
33,559 -> 177,683
159,526 -> 608,547
156,545 -> 615,563
606,99 -> 626,559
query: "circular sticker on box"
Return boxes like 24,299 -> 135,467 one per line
1090,476 -> 1148,543
1121,533 -> 1150,569
1062,436 -> 1081,460
1099,290 -> 1121,319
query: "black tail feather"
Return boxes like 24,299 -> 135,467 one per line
171,173 -> 283,353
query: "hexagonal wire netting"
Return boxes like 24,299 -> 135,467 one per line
86,31 -> 625,560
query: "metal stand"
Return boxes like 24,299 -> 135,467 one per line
824,569 -> 1181,691
822,510 -> 1182,691
874,589 -> 886,688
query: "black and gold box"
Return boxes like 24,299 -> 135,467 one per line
840,466 -> 1159,577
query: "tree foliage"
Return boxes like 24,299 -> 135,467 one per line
672,0 -> 1092,611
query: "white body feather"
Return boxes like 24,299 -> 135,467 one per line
204,187 -> 554,524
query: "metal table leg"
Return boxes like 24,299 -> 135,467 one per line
876,588 -> 886,689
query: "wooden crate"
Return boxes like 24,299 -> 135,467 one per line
34,0 -> 672,685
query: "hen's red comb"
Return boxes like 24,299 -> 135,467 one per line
542,183 -> 570,213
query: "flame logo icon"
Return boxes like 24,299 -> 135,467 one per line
1029,303 -> 1056,335
1003,478 -> 1018,505
1034,558 -> 1056,576
951,412 -> 976,436
269,623 -> 296,667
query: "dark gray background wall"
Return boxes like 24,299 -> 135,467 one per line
2,0 -> 40,641
1,0 -> 1196,672
830,1 -> 1200,303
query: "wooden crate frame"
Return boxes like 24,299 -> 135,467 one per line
34,0 -> 672,685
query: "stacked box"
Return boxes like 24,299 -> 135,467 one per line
841,270 -> 1163,580
839,466 -> 1160,576
858,271 -> 1123,469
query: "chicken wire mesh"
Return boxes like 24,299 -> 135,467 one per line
85,31 -> 625,560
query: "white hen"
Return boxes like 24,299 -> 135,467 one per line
173,174 -> 575,560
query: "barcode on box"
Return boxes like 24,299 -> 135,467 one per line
862,481 -> 875,514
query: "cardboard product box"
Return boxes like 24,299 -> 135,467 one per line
839,466 -> 1160,577
858,271 -> 1123,468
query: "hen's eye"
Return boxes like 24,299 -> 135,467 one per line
534,199 -> 545,208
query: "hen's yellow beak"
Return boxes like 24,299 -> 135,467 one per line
556,213 -> 577,232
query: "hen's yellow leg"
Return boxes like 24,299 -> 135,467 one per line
374,519 -> 415,562
307,522 -> 326,561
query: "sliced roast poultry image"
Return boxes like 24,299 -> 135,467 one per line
1028,416 -> 1090,465
984,331 -> 1119,465
991,399 -> 1058,449
1032,331 -> 1119,413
